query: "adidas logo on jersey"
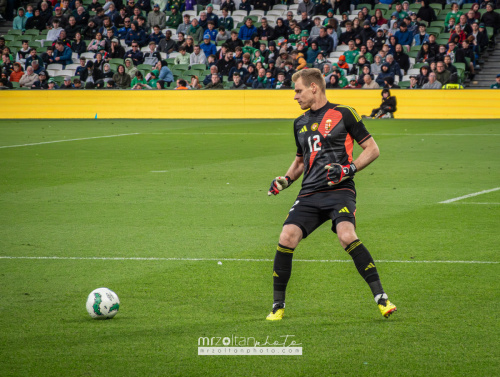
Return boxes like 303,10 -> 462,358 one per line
299,126 -> 307,133
339,207 -> 350,213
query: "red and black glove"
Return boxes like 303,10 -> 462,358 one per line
325,163 -> 357,186
268,176 -> 294,196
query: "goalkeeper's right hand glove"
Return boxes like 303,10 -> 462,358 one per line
268,176 -> 293,196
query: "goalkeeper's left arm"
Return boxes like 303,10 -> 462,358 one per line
268,156 -> 305,196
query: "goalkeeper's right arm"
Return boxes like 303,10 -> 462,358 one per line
268,156 -> 304,196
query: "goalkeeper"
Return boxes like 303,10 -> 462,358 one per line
266,68 -> 397,321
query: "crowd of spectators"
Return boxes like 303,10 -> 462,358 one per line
0,0 -> 499,90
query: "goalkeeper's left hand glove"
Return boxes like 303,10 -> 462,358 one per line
268,176 -> 294,196
324,163 -> 357,186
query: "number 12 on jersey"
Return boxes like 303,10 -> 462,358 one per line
308,135 -> 321,152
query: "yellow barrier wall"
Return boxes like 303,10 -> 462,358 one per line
1,90 -> 499,119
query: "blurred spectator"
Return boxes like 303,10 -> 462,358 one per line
19,66 -> 39,87
156,60 -> 174,85
31,60 -> 43,75
26,9 -> 45,31
219,8 -> 234,31
60,76 -> 74,89
102,63 -> 114,80
203,65 -> 220,85
25,48 -> 43,70
177,14 -> 191,35
238,18 -> 257,41
201,35 -> 217,57
435,61 -> 451,85
146,69 -> 159,87
408,75 -> 420,89
47,19 -> 64,42
216,50 -> 235,76
124,42 -> 144,65
83,20 -> 99,40
417,65 -> 430,87
239,0 -> 252,15
175,78 -> 188,89
113,64 -> 132,88
41,47 -> 55,67
71,32 -> 86,56
75,57 -> 87,76
148,4 -> 166,29
344,76 -> 361,89
481,3 -> 500,34
15,40 -> 31,66
88,32 -> 106,52
297,0 -> 314,18
157,30 -> 175,54
252,67 -> 272,88
73,78 -> 83,89
187,19 -> 204,44
174,47 -> 190,64
13,7 -> 27,31
53,40 -> 73,67
198,12 -> 208,29
315,27 -> 334,54
126,21 -> 148,47
31,71 -> 49,89
9,63 -> 23,83
220,0 -> 236,13
150,25 -> 165,45
144,41 -> 161,65
416,0 -> 437,24
491,74 -> 500,89
422,72 -> 442,89
47,78 -> 59,90
190,45 -> 207,65
365,89 -> 397,119
362,74 -> 379,89
187,75 -> 201,89
230,72 -> 247,89
109,38 -> 125,59
81,61 -> 104,83
75,6 -> 90,27
131,71 -> 148,88
204,73 -> 224,89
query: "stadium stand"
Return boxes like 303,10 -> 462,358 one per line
0,1 -> 499,90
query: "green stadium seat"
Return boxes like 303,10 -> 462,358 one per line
43,40 -> 55,47
412,63 -> 427,69
356,3 -> 373,10
410,45 -> 421,52
165,58 -> 175,65
407,51 -> 419,59
9,41 -> 23,48
24,29 -> 40,36
40,29 -> 49,36
427,26 -> 444,34
430,3 -> 442,12
137,63 -> 154,71
453,62 -> 466,71
8,29 -> 23,35
109,58 -> 124,65
409,4 -> 421,12
248,15 -> 258,22
2,35 -> 16,41
398,81 -> 411,88
190,64 -> 206,71
374,4 -> 390,11
259,39 -> 268,46
174,64 -> 189,71
11,81 -> 20,88
17,86 -> 31,90
436,38 -> 450,45
461,3 -> 474,10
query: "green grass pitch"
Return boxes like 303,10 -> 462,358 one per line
0,118 -> 499,376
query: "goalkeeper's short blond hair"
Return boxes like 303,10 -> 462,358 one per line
292,68 -> 326,93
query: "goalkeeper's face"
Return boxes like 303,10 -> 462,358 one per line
293,78 -> 315,110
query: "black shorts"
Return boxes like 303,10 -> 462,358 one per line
283,190 -> 357,238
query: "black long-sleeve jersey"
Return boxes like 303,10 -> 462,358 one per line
293,101 -> 372,197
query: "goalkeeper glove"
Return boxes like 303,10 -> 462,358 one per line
268,176 -> 294,196
324,163 -> 357,186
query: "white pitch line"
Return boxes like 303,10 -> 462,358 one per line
150,170 -> 169,173
0,256 -> 497,264
439,187 -> 500,204
147,132 -> 500,137
0,133 -> 140,149
447,202 -> 500,205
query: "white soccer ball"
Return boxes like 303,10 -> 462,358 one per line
86,288 -> 120,319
